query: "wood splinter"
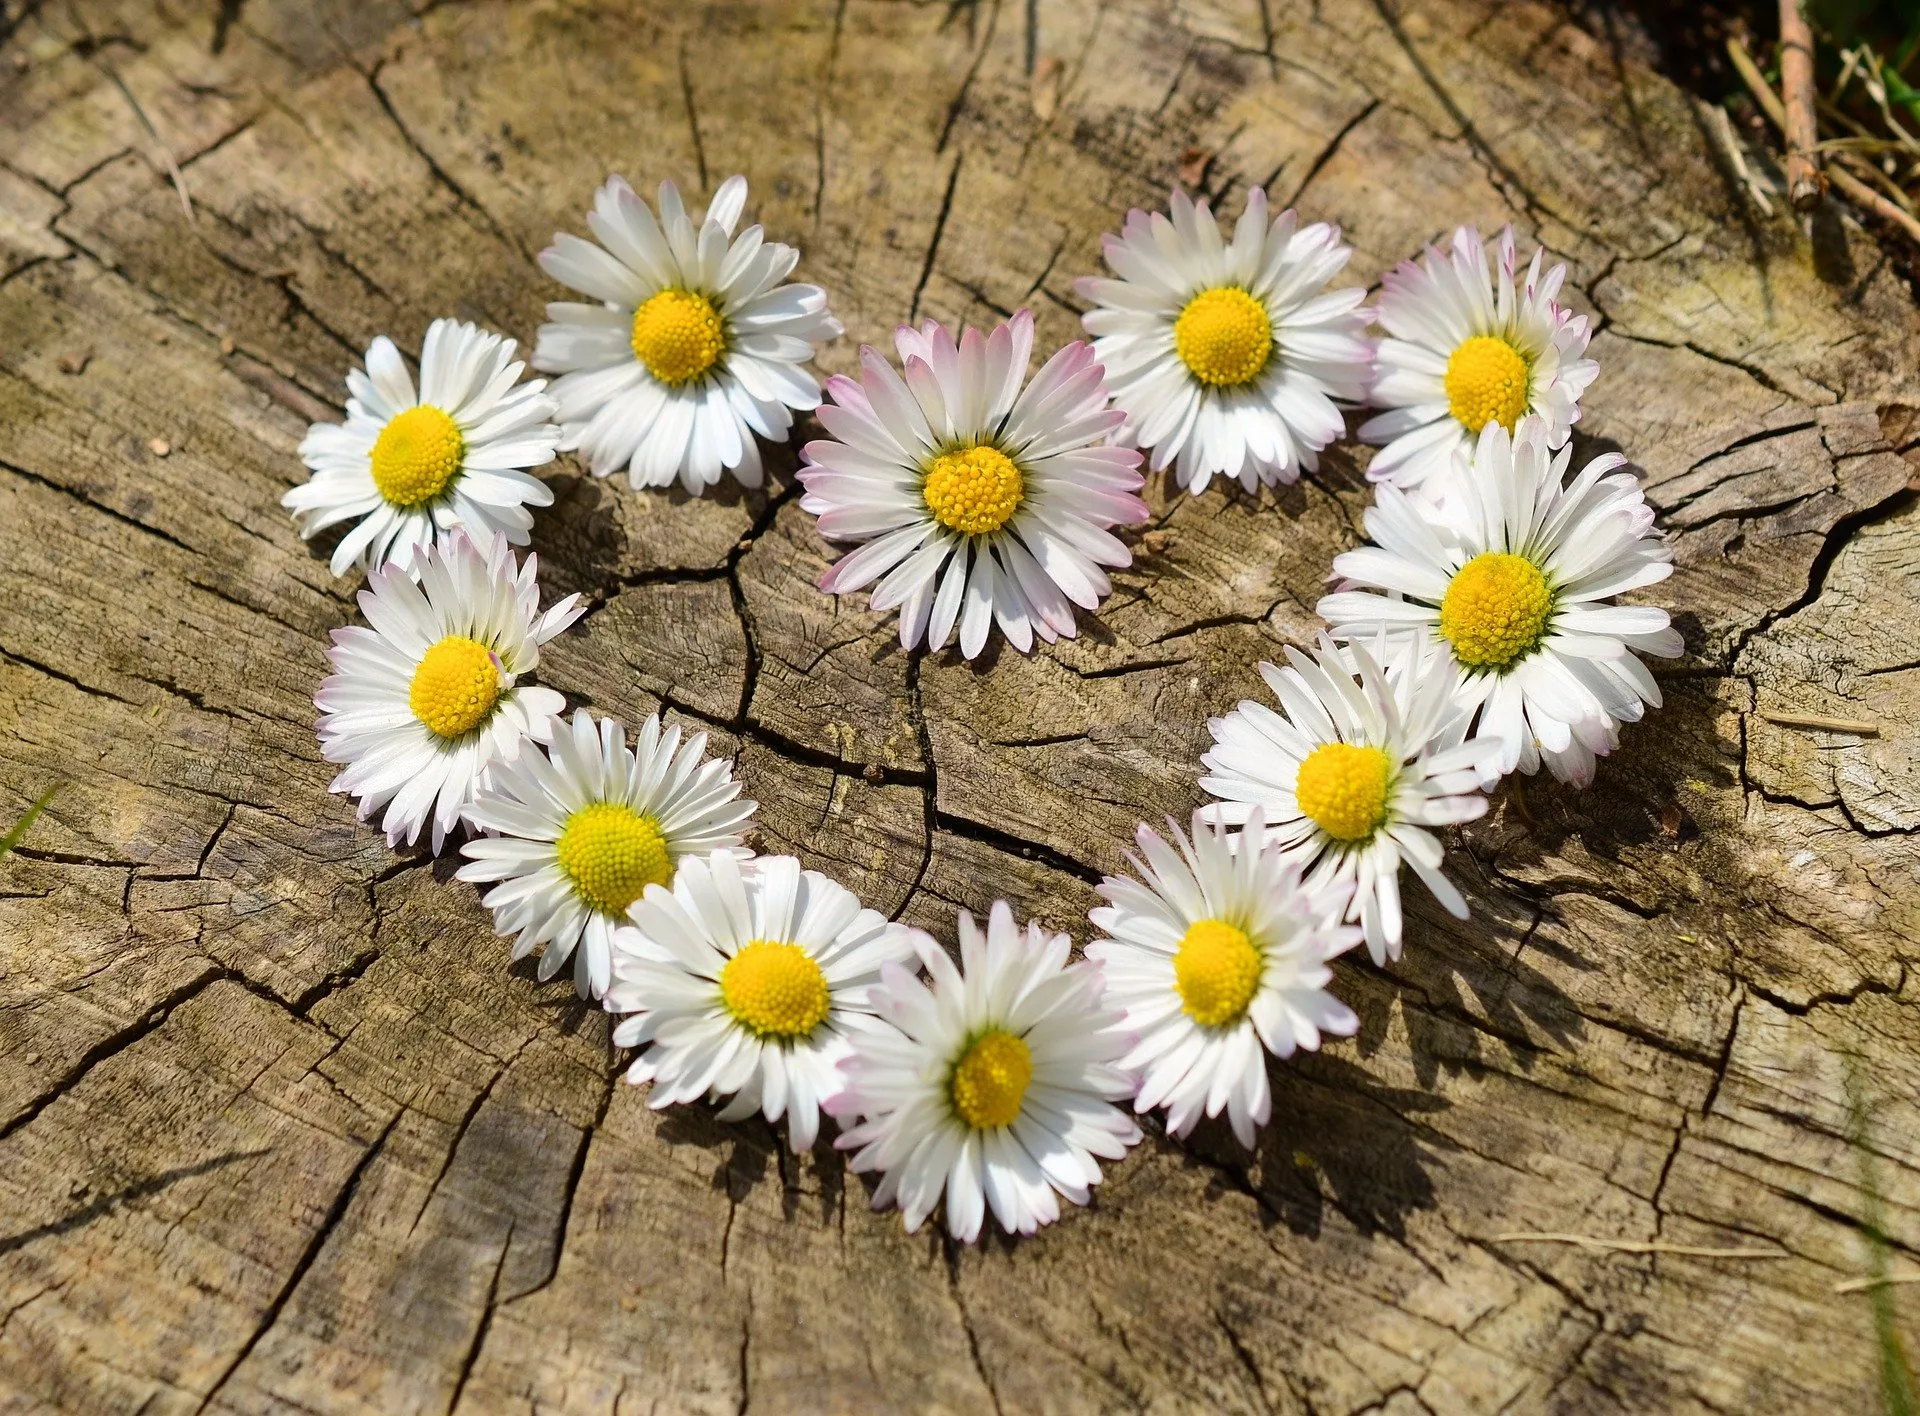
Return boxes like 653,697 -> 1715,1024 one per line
1759,711 -> 1880,737
1779,0 -> 1823,209
1491,1232 -> 1787,1260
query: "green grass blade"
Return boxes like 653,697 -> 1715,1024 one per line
1847,1060 -> 1920,1415
1894,13 -> 1920,74
0,784 -> 61,860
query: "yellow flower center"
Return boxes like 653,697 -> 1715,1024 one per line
1295,742 -> 1394,843
370,405 -> 465,509
719,939 -> 833,1040
554,802 -> 673,917
949,1029 -> 1033,1130
1173,918 -> 1264,1028
630,288 -> 726,386
1173,287 -> 1273,388
408,635 -> 502,739
922,444 -> 1024,536
1439,551 -> 1554,671
1443,335 -> 1531,434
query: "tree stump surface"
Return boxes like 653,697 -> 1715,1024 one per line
3,0 -> 1918,1411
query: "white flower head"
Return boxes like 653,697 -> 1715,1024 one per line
1198,634 -> 1490,966
1319,416 -> 1681,789
286,319 -> 560,577
1088,810 -> 1362,1148
799,309 -> 1147,660
1359,225 -> 1597,497
830,902 -> 1143,1242
534,173 -> 842,495
456,710 -> 756,999
316,530 -> 583,854
607,852 -> 919,1151
1076,187 -> 1372,493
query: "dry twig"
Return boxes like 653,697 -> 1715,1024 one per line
1836,1273 -> 1920,1295
1826,164 -> 1920,242
1779,0 -> 1823,207
1709,99 -> 1776,214
1490,1232 -> 1787,1260
1813,130 -> 1920,211
1729,36 -> 1920,243
1760,711 -> 1881,736
96,70 -> 194,224
1856,47 -> 1920,153
1729,35 -> 1792,129
1830,43 -> 1865,105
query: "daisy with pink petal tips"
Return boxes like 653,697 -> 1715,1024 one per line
798,310 -> 1147,660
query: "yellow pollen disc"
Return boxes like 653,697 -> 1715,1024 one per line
370,405 -> 465,509
408,635 -> 502,739
922,444 -> 1024,536
1443,335 -> 1531,434
630,288 -> 726,386
1173,287 -> 1273,388
1173,918 -> 1264,1028
1295,742 -> 1394,844
719,940 -> 832,1040
554,802 -> 672,917
1439,551 -> 1554,671
949,1029 -> 1033,1130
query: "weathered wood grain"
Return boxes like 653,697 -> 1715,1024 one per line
2,0 -> 1917,1411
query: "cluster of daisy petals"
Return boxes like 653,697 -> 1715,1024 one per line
286,173 -> 1676,1242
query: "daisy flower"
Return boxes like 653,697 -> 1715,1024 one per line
533,173 -> 842,495
606,852 -> 919,1151
1198,635 -> 1490,965
315,530 -> 583,854
285,319 -> 560,576
1318,416 -> 1681,788
1087,810 -> 1362,1148
1359,225 -> 1597,496
456,710 -> 756,999
829,901 -> 1142,1242
1076,187 -> 1372,493
798,309 -> 1147,659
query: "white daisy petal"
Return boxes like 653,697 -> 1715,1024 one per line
1199,634 -> 1491,962
832,905 -> 1141,1241
363,336 -> 416,414
1088,810 -> 1361,1147
286,319 -> 559,577
1319,417 -> 1677,788
533,173 -> 842,498
315,531 -> 574,855
1077,190 -> 1371,493
609,854 -> 917,1146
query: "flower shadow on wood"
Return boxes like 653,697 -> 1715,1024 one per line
1172,1054 -> 1453,1246
1346,883 -> 1593,1092
656,1105 -> 851,1227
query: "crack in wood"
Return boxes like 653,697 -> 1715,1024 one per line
364,58 -> 532,267
910,151 -> 964,323
192,1108 -> 405,1414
